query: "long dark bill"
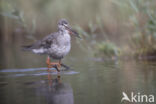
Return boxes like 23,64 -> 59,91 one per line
64,25 -> 81,38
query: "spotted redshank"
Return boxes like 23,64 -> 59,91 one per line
22,19 -> 80,72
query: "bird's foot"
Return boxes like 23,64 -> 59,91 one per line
47,62 -> 61,72
51,63 -> 61,72
46,57 -> 61,72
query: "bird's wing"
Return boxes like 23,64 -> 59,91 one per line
22,33 -> 58,50
40,33 -> 57,48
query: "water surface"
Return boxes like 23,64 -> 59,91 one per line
0,42 -> 156,104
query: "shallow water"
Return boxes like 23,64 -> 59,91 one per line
0,42 -> 156,104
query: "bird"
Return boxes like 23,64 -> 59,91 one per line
22,19 -> 80,72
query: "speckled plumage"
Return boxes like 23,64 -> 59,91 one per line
23,19 -> 75,60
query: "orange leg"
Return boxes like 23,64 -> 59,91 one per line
46,56 -> 61,72
50,60 -> 61,72
46,56 -> 51,68
57,60 -> 61,72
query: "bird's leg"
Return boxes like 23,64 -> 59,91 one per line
46,57 -> 61,72
52,60 -> 61,72
46,56 -> 57,72
57,60 -> 61,72
51,60 -> 61,72
46,56 -> 51,72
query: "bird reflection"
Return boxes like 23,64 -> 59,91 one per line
38,72 -> 74,104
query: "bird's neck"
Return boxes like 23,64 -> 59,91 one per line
59,29 -> 69,35
57,29 -> 71,45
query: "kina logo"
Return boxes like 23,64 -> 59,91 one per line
121,92 -> 154,103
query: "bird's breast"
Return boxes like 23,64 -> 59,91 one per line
58,32 -> 71,45
49,44 -> 71,59
48,33 -> 71,59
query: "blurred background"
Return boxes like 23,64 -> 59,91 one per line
1,0 -> 156,104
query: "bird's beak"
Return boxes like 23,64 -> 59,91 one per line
64,25 -> 81,38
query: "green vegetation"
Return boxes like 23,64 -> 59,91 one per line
126,0 -> 156,58
0,0 -> 36,40
75,21 -> 120,58
95,41 -> 120,57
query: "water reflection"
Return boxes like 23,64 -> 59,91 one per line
1,42 -> 156,104
36,74 -> 74,104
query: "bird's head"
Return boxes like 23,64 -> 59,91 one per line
58,19 -> 80,38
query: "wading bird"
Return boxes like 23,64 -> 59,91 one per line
22,19 -> 80,72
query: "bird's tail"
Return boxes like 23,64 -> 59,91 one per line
21,45 -> 33,51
